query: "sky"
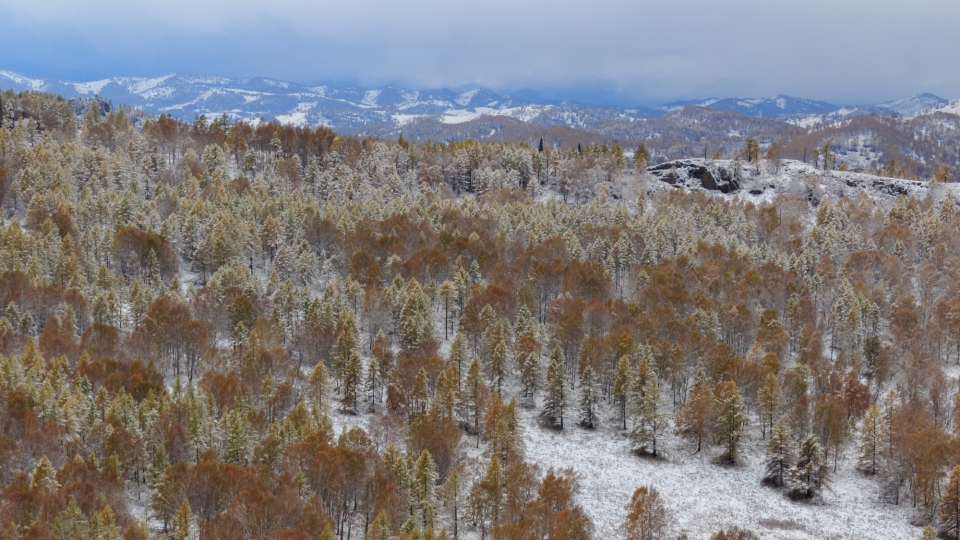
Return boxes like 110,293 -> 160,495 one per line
1,0 -> 959,106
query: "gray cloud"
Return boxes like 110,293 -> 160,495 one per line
2,0 -> 958,105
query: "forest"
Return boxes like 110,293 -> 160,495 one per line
0,89 -> 959,539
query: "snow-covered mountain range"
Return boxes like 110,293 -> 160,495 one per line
0,70 -> 955,131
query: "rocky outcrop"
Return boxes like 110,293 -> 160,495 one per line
647,160 -> 742,193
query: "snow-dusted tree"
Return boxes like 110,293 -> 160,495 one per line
333,309 -> 360,388
621,485 -> 670,540
309,361 -> 330,411
448,333 -> 469,384
399,279 -> 434,354
366,354 -> 382,413
469,455 -> 504,539
540,345 -> 567,429
414,450 -> 439,529
578,365 -> 599,429
675,376 -> 715,453
788,435 -> 829,499
757,371 -> 782,439
763,419 -> 793,487
172,498 -> 195,540
224,409 -> 250,465
857,403 -> 886,475
488,321 -> 509,394
463,356 -> 488,443
715,381 -> 749,464
631,357 -> 666,456
942,465 -> 960,539
613,355 -> 633,430
340,350 -> 363,414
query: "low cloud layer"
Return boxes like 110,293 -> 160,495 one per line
3,0 -> 958,105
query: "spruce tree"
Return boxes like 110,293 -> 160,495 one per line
414,450 -> 439,529
788,435 -> 829,499
340,350 -> 363,414
763,419 -> 793,487
715,381 -> 749,464
541,345 -> 567,429
224,409 -> 249,465
631,357 -> 665,456
578,365 -> 599,429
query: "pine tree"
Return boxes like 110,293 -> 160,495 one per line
578,365 -> 599,429
631,358 -> 665,456
857,403 -> 886,475
340,350 -> 363,414
224,409 -> 249,465
715,381 -> 749,464
489,328 -> 508,395
399,280 -> 433,353
763,419 -> 793,487
788,435 -> 829,499
541,345 -> 567,429
413,450 -> 439,529
923,525 -> 938,540
333,309 -> 360,389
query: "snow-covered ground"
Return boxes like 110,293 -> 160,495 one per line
519,406 -> 920,540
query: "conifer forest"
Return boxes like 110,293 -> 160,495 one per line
2,90 -> 960,540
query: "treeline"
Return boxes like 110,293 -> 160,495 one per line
0,91 -> 958,539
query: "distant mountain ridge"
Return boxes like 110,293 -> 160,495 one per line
0,70 -> 954,132
659,95 -> 840,117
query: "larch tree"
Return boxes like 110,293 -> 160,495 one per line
675,377 -> 715,453
172,498 -> 195,540
621,485 -> 670,540
857,403 -> 886,475
757,371 -> 782,439
613,355 -> 633,430
943,465 -> 960,539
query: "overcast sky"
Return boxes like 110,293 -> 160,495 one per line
2,0 -> 958,106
